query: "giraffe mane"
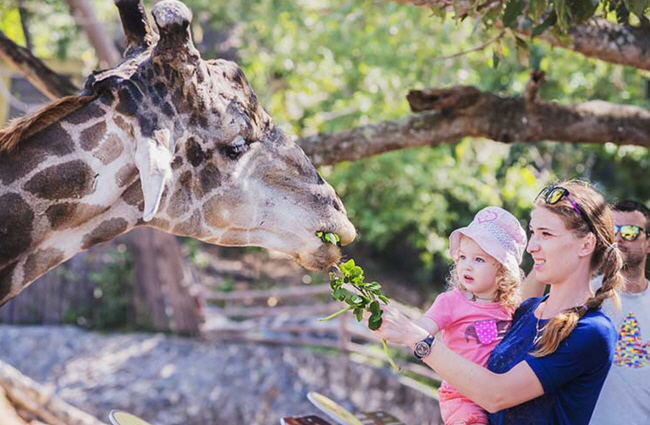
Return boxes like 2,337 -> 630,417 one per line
0,95 -> 96,154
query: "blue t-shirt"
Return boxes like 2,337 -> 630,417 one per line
487,296 -> 617,425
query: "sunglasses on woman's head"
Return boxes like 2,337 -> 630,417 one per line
614,225 -> 648,241
536,186 -> 596,233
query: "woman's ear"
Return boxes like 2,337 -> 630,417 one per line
578,232 -> 597,258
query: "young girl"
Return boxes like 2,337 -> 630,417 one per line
417,206 -> 527,425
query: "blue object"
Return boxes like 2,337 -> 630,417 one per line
487,296 -> 616,425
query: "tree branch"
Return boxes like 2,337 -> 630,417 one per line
297,85 -> 650,167
384,1 -> 650,70
0,31 -> 78,100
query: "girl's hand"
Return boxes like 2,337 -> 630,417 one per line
371,305 -> 429,348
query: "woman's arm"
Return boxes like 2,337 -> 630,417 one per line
375,306 -> 544,413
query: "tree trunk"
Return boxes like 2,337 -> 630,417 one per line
127,228 -> 203,336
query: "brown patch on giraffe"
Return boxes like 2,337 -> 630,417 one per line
172,211 -> 202,237
0,95 -> 96,153
171,156 -> 184,170
185,138 -> 206,166
148,217 -> 171,230
24,160 -> 94,200
203,196 -> 230,229
0,262 -> 18,304
46,202 -> 107,231
66,102 -> 104,124
122,180 -> 144,207
167,171 -> 193,217
198,164 -> 221,198
116,163 -> 138,187
93,134 -> 124,164
81,218 -> 129,250
0,193 -> 34,266
0,122 -> 76,185
80,121 -> 107,151
114,115 -> 134,136
22,248 -> 65,286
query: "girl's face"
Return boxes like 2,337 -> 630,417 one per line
456,236 -> 500,298
527,206 -> 584,285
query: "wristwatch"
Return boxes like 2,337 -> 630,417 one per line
414,334 -> 436,360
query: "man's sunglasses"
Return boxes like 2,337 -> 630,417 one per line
536,186 -> 596,233
614,225 -> 648,241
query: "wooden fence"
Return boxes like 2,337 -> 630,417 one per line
200,284 -> 442,391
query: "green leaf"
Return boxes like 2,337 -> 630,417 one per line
624,0 -> 650,17
369,300 -> 381,314
354,307 -> 364,322
430,6 -> 445,20
531,11 -> 557,37
502,0 -> 525,28
492,50 -> 500,69
515,36 -> 530,67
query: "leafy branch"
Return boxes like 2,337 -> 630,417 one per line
314,240 -> 399,370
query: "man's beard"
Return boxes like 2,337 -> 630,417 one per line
622,250 -> 645,271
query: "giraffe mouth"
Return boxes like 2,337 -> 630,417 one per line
316,231 -> 341,246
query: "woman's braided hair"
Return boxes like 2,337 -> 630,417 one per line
531,180 -> 622,357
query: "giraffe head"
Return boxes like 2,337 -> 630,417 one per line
85,0 -> 355,270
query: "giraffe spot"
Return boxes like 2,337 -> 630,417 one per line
0,123 -> 74,185
80,121 -> 107,151
24,160 -> 94,200
203,196 -> 231,229
22,247 -> 65,286
116,163 -> 138,187
66,102 -> 104,124
122,180 -> 144,207
46,202 -> 107,231
171,156 -> 184,170
114,115 -> 134,136
137,113 -> 157,137
172,211 -> 202,237
186,138 -> 206,167
0,262 -> 18,305
0,194 -> 34,266
81,218 -> 129,250
167,172 -> 193,217
154,82 -> 168,98
116,86 -> 139,116
148,217 -> 171,230
161,102 -> 175,118
93,134 -> 123,165
199,164 -> 221,195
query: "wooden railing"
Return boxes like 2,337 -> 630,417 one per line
201,284 -> 442,391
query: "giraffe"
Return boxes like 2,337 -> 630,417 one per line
0,0 -> 356,306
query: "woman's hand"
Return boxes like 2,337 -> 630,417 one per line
372,305 -> 430,348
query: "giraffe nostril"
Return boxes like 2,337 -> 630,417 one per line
333,198 -> 342,212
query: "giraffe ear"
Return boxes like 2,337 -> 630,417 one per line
134,129 -> 173,222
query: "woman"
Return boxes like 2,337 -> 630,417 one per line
374,181 -> 621,425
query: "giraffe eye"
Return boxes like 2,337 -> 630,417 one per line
220,137 -> 250,160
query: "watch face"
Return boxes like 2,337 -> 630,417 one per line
414,341 -> 430,358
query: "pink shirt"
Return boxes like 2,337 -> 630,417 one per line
424,288 -> 513,368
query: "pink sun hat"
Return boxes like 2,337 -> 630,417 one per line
449,206 -> 527,277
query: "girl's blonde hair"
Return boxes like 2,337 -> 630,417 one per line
531,180 -> 623,357
447,255 -> 522,311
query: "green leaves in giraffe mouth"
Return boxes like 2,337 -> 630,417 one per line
316,231 -> 341,246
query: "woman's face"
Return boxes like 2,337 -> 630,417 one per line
527,206 -> 584,285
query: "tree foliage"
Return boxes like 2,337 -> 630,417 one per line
1,0 -> 649,295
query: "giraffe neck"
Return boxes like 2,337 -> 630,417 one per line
0,99 -> 147,304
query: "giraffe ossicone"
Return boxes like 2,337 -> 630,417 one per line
0,0 -> 356,306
